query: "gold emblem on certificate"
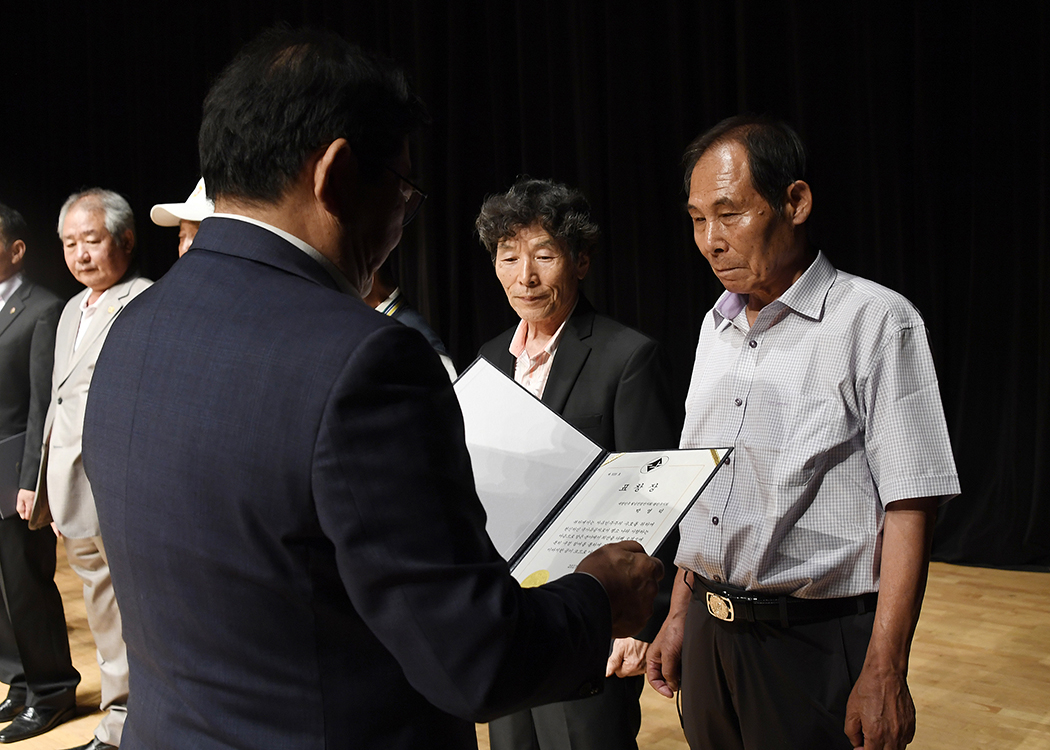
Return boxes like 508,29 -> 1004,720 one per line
521,570 -> 550,588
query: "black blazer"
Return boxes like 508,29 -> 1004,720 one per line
83,218 -> 612,750
0,280 -> 63,488
479,295 -> 681,641
478,295 -> 679,454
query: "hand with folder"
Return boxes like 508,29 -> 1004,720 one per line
576,540 -> 664,638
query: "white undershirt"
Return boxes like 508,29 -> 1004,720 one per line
74,288 -> 110,351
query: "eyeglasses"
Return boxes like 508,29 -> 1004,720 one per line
383,165 -> 427,226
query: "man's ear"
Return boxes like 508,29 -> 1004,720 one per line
784,180 -> 813,226
120,230 -> 135,255
575,250 -> 591,280
8,239 -> 26,266
313,138 -> 356,222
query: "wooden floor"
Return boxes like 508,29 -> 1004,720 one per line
478,562 -> 1050,749
5,553 -> 1048,748
7,543 -> 104,749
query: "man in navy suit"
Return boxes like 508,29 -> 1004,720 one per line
364,258 -> 457,379
82,28 -> 662,750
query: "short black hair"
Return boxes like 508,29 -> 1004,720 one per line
475,178 -> 600,263
0,202 -> 27,246
200,26 -> 429,205
682,115 -> 807,213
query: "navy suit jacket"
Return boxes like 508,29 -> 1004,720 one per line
83,217 -> 611,750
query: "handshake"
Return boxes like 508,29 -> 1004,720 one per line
575,540 -> 665,637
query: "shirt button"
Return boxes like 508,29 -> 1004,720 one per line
712,516 -> 719,525
724,456 -> 731,465
734,398 -> 742,407
713,575 -> 723,583
57,397 -> 63,405
749,340 -> 757,348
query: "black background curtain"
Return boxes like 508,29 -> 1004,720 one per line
3,1 -> 1047,568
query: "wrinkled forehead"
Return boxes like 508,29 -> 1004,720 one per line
691,141 -> 752,192
498,222 -> 565,250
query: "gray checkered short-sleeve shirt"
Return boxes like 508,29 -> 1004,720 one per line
677,252 -> 960,599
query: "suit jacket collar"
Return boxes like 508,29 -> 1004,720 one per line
191,216 -> 343,294
58,277 -> 141,383
486,336 -> 516,377
0,279 -> 33,339
539,294 -> 595,413
482,294 -> 597,412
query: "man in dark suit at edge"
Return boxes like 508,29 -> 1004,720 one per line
476,178 -> 679,750
0,202 -> 81,744
364,258 -> 457,380
81,28 -> 662,750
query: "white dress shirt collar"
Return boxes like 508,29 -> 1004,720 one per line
211,213 -> 359,298
0,272 -> 24,308
74,288 -> 110,351
375,287 -> 405,317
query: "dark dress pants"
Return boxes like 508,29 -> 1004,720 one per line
0,515 -> 80,709
488,674 -> 643,750
680,595 -> 875,749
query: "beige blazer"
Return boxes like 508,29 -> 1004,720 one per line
30,276 -> 152,537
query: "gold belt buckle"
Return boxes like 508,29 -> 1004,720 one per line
706,592 -> 735,621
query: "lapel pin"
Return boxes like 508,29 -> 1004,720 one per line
8,307 -> 14,314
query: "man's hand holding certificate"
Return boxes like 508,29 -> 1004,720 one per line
576,540 -> 664,638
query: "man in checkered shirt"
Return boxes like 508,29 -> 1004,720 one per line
646,116 -> 960,750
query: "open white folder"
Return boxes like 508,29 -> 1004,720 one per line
454,358 -> 730,586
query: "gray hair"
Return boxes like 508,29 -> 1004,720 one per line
476,178 -> 600,263
57,188 -> 136,250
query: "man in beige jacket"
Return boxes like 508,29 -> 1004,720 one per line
14,189 -> 151,750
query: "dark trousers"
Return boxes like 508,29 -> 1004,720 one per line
0,516 -> 80,709
488,674 -> 643,750
680,595 -> 874,749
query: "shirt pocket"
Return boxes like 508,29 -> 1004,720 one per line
743,394 -> 845,488
746,443 -> 825,488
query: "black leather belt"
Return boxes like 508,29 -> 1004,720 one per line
692,575 -> 878,627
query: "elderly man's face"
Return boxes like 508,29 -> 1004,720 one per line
687,140 -> 808,306
61,201 -> 132,293
495,223 -> 589,327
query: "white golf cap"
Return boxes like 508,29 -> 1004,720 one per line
150,177 -> 214,226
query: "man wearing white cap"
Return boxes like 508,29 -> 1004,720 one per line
149,178 -> 214,257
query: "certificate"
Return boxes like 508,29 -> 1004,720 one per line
510,448 -> 726,586
454,358 -> 730,584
